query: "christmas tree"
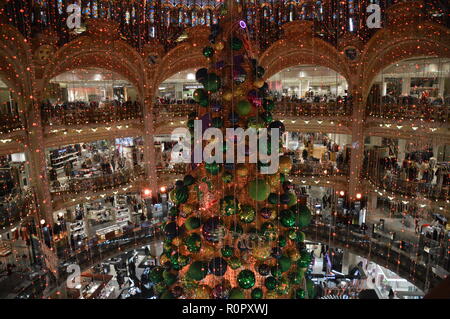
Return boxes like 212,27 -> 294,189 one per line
151,2 -> 314,299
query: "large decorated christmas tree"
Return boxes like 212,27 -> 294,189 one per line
151,2 -> 314,299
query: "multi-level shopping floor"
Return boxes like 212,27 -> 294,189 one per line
0,0 -> 449,299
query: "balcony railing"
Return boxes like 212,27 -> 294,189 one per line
304,222 -> 446,291
0,113 -> 24,134
363,167 -> 449,201
273,100 -> 352,117
0,191 -> 35,228
153,100 -> 352,120
367,100 -> 450,123
51,219 -> 445,294
291,161 -> 349,176
41,101 -> 142,127
51,166 -> 145,204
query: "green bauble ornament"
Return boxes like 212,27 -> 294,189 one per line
169,206 -> 178,217
278,235 -> 287,247
237,270 -> 256,289
265,276 -> 278,290
287,192 -> 297,207
229,222 -> 243,236
268,193 -> 279,205
294,289 -> 306,299
205,162 -> 221,175
231,37 -> 243,50
275,276 -> 290,295
203,73 -> 221,92
261,222 -> 277,241
229,288 -> 244,299
239,204 -> 256,223
160,289 -> 175,299
262,99 -> 275,111
149,267 -> 164,283
260,112 -> 273,123
185,217 -> 201,231
211,117 -> 223,128
248,179 -> 270,201
288,271 -> 304,285
296,205 -> 312,228
172,186 -> 189,204
221,171 -> 233,183
280,209 -> 296,228
229,256 -> 242,269
203,46 -> 214,57
306,279 -> 316,298
270,266 -> 282,278
247,116 -> 265,129
184,233 -> 202,253
221,245 -> 234,258
221,195 -> 239,216
183,174 -> 196,186
278,255 -> 292,273
187,261 -> 208,281
193,88 -> 208,103
163,270 -> 177,286
236,99 -> 252,116
199,98 -> 209,107
251,288 -> 263,299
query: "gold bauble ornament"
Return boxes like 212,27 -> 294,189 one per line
223,91 -> 233,101
193,285 -> 212,299
214,41 -> 224,51
288,249 -> 300,261
160,254 -> 170,265
236,164 -> 249,177
267,173 -> 281,187
254,79 -> 265,88
234,87 -> 245,96
181,203 -> 194,215
279,156 -> 293,174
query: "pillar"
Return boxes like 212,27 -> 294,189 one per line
382,82 -> 387,96
401,77 -> 411,96
142,95 -> 159,198
397,139 -> 407,163
348,92 -> 365,201
23,95 -> 53,226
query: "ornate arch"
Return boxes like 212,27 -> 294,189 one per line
40,20 -> 147,99
0,23 -> 34,100
152,25 -> 209,91
259,21 -> 352,86
359,21 -> 450,102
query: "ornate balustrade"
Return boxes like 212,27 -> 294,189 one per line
0,113 -> 24,134
50,166 -> 145,204
41,102 -> 142,127
273,101 -> 352,117
51,220 -> 446,295
362,168 -> 449,201
367,102 -> 450,123
291,162 -> 349,177
0,191 -> 35,228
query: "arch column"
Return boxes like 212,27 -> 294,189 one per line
25,94 -> 54,226
142,95 -> 158,198
348,89 -> 365,201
